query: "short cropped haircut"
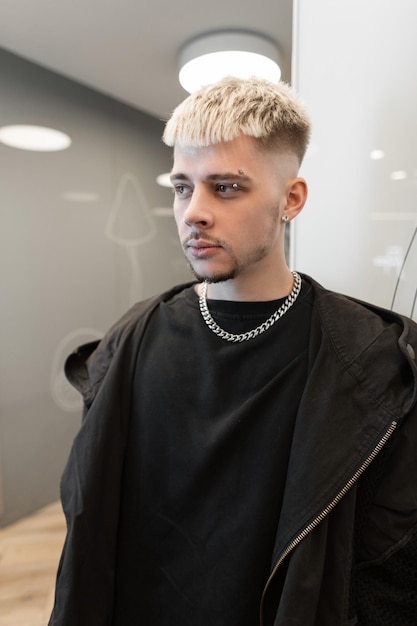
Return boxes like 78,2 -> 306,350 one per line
162,76 -> 311,164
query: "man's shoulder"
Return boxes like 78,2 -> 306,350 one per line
303,273 -> 416,329
107,281 -> 194,340
65,282 -> 194,401
303,273 -> 417,416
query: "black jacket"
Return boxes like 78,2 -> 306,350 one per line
49,275 -> 417,625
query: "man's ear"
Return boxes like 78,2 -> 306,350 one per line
285,178 -> 308,220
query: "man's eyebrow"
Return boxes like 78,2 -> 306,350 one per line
170,172 -> 252,182
170,172 -> 188,182
206,173 -> 252,182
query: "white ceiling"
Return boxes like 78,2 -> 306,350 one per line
0,0 -> 293,120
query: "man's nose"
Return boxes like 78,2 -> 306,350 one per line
183,186 -> 213,228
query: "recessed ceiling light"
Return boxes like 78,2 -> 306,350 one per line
62,191 -> 99,203
0,125 -> 71,152
152,207 -> 174,217
178,31 -> 281,93
370,149 -> 385,160
390,170 -> 408,181
156,173 -> 173,188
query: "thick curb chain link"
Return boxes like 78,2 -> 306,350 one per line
199,271 -> 302,343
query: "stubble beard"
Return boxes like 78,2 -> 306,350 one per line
184,236 -> 274,285
182,203 -> 281,284
187,261 -> 238,284
184,237 -> 239,283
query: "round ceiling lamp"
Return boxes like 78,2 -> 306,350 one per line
178,31 -> 282,93
0,125 -> 71,151
156,173 -> 173,188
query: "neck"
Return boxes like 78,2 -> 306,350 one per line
197,266 -> 296,302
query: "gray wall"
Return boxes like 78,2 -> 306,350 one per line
0,49 -> 191,526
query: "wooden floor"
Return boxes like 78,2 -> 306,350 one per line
0,502 -> 66,626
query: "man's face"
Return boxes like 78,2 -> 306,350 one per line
170,134 -> 299,286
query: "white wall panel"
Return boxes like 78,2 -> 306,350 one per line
292,0 -> 416,320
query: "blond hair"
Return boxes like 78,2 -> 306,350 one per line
162,76 -> 311,164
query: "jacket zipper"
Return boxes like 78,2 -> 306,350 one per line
259,420 -> 398,626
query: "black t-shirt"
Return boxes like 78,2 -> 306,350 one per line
112,281 -> 313,625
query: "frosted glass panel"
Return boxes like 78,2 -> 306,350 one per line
293,0 -> 417,320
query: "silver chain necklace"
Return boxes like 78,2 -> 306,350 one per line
198,271 -> 302,343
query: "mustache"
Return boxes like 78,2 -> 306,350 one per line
182,232 -> 223,247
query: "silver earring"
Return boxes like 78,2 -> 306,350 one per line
281,214 -> 289,222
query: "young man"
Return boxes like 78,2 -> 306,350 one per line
49,77 -> 417,625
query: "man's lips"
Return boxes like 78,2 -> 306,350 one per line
187,240 -> 218,249
185,240 -> 222,258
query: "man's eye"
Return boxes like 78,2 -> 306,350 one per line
174,185 -> 189,195
217,183 -> 239,193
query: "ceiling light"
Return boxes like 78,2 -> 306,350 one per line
370,149 -> 385,160
390,170 -> 408,181
62,191 -> 99,203
152,207 -> 174,217
0,125 -> 71,151
156,173 -> 173,188
178,31 -> 282,93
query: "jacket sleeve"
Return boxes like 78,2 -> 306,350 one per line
48,299 -> 159,625
48,336 -> 135,625
48,285 -> 193,625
